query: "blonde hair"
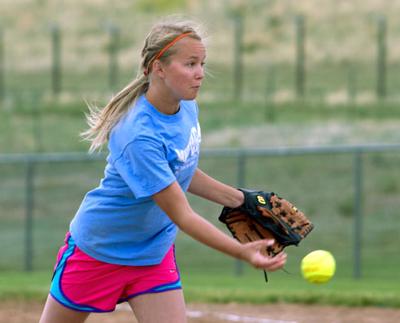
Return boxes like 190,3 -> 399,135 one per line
81,20 -> 203,153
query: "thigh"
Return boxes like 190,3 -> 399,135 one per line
39,294 -> 90,323
51,234 -> 125,312
128,289 -> 187,323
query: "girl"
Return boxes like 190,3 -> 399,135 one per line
39,19 -> 287,323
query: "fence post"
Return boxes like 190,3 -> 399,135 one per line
25,161 -> 35,271
108,23 -> 120,92
235,151 -> 246,276
233,12 -> 244,102
51,23 -> 62,97
295,15 -> 306,99
265,64 -> 276,122
353,151 -> 363,279
347,62 -> 357,105
376,15 -> 387,100
0,27 -> 5,103
31,91 -> 43,152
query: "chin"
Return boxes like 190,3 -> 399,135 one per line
184,90 -> 200,101
181,94 -> 197,101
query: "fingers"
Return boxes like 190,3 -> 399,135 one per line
240,239 -> 287,271
256,252 -> 287,271
251,239 -> 275,248
262,252 -> 287,271
246,242 -> 287,270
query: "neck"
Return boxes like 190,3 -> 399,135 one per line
145,85 -> 180,115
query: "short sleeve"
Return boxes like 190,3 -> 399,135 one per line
113,138 -> 176,199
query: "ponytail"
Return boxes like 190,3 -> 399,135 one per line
81,74 -> 149,153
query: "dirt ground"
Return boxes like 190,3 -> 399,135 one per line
2,301 -> 400,323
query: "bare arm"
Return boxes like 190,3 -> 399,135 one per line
153,181 -> 286,271
188,168 -> 244,207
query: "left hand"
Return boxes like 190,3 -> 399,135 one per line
239,239 -> 287,271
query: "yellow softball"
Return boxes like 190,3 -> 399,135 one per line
301,250 -> 336,284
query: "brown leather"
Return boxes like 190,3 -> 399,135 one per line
222,195 -> 313,257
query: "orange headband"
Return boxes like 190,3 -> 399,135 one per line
144,32 -> 193,75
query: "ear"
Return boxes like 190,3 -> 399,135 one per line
152,60 -> 166,79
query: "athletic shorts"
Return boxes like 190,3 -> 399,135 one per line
49,232 -> 182,312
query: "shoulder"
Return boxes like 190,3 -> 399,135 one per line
179,100 -> 200,126
108,98 -> 162,158
180,99 -> 199,115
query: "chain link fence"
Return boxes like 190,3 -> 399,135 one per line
1,145 -> 400,280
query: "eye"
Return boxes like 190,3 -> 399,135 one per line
186,60 -> 206,68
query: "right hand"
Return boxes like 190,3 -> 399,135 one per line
239,239 -> 287,271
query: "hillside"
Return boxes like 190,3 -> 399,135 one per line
2,0 -> 400,72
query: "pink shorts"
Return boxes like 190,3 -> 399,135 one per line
50,233 -> 181,312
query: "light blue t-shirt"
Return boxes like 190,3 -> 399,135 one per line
70,94 -> 201,266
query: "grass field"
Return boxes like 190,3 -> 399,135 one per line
2,97 -> 400,153
1,149 -> 400,308
1,92 -> 400,309
1,269 -> 400,308
1,91 -> 400,305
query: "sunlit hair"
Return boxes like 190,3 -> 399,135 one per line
81,19 -> 203,153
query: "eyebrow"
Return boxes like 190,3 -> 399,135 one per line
187,55 -> 206,60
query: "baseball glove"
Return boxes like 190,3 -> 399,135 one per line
219,189 -> 314,259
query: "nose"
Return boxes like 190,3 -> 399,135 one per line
196,65 -> 204,80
